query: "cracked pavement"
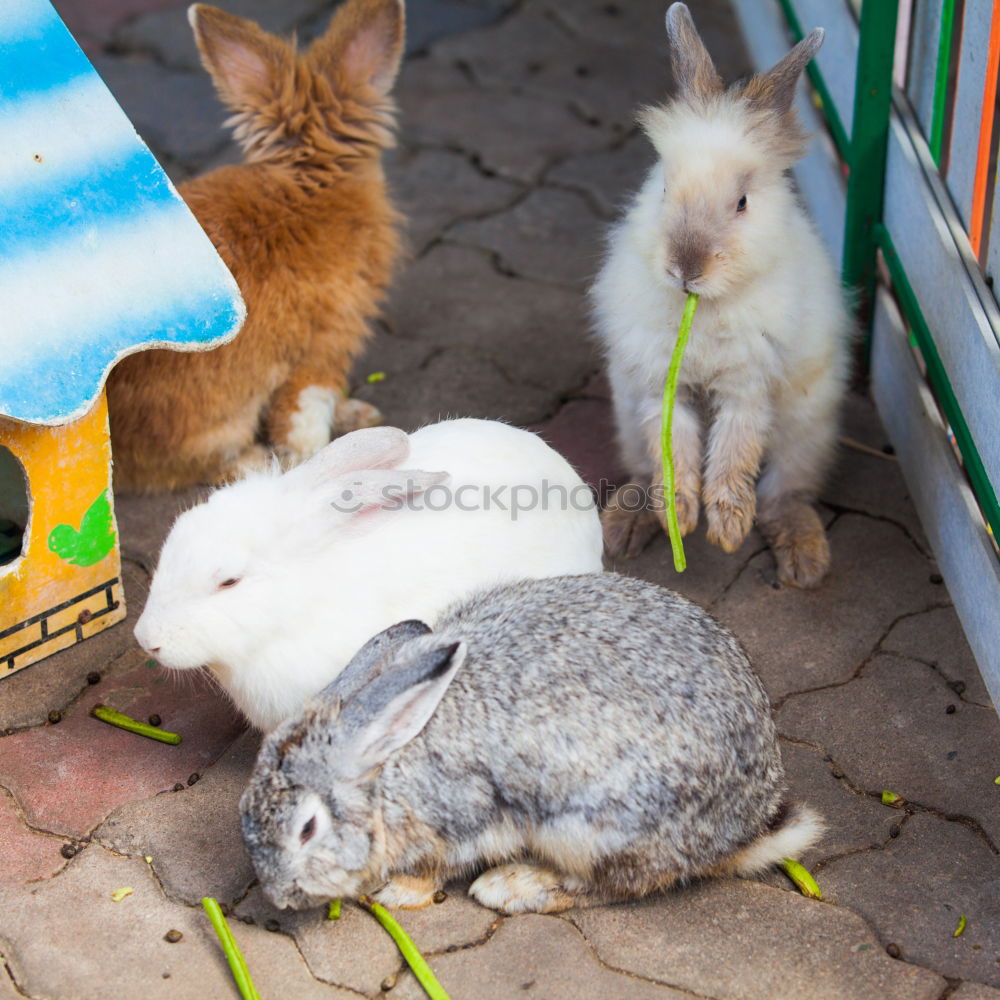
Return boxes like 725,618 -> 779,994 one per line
2,0 -> 998,997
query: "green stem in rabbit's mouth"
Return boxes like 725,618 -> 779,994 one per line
661,293 -> 699,572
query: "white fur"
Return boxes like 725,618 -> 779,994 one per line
733,804 -> 826,875
134,418 -> 604,731
285,385 -> 338,460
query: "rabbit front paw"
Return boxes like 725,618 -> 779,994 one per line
601,485 -> 660,559
469,863 -> 585,914
371,874 -> 439,910
704,475 -> 756,552
759,501 -> 830,588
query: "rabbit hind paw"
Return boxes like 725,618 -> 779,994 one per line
469,863 -> 586,914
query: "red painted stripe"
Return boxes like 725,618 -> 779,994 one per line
969,0 -> 1000,256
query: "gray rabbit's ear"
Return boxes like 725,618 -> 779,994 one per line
328,620 -> 434,704
335,642 -> 466,781
745,28 -> 824,117
665,3 -> 723,100
284,426 -> 411,491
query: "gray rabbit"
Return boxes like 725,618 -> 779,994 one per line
240,573 -> 823,914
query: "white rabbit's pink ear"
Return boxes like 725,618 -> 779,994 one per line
665,3 -> 723,100
335,642 -> 466,780
308,0 -> 406,98
284,426 -> 411,491
746,28 -> 824,118
327,468 -> 451,535
188,4 -> 289,109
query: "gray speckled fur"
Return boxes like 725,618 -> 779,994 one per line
241,573 -> 791,910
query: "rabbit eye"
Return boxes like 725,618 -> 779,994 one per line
299,816 -> 317,845
736,195 -> 748,213
218,577 -> 240,590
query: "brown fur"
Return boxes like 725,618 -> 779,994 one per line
106,0 -> 405,492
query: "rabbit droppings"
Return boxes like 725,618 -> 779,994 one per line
241,573 -> 823,914
107,0 -> 405,492
134,419 -> 604,732
592,4 -> 851,587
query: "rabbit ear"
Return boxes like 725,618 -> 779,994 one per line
328,620 -> 433,704
747,28 -> 824,117
308,0 -> 406,97
188,4 -> 290,109
328,468 -> 451,533
335,642 -> 466,780
665,3 -> 723,100
285,426 -> 411,490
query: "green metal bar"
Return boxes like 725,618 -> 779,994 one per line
774,0 -> 851,159
842,0 -> 900,335
874,224 -> 1000,541
930,0 -> 957,165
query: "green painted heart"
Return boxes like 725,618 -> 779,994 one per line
48,489 -> 116,567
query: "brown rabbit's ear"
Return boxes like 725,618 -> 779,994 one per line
745,28 -> 824,118
188,4 -> 289,108
665,3 -> 723,100
308,0 -> 405,97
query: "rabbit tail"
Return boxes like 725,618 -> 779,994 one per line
728,802 -> 825,876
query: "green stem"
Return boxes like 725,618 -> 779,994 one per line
327,898 -> 342,920
90,704 -> 181,745
202,897 -> 262,1000
780,859 -> 823,900
661,293 -> 699,573
358,896 -> 451,1000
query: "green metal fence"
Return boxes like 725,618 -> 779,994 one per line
735,0 -> 1000,706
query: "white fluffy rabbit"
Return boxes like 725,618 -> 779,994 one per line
592,3 -> 851,587
134,419 -> 603,731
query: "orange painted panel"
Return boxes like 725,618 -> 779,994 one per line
0,392 -> 126,678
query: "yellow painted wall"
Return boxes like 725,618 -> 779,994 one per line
0,392 -> 126,677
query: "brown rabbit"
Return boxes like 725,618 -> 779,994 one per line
106,0 -> 405,492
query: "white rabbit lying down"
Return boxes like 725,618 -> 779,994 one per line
592,3 -> 851,587
240,573 -> 823,915
134,419 -> 604,732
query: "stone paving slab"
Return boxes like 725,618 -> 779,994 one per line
568,879 -> 947,1000
2,660 -> 244,839
817,811 -> 1000,987
393,912 -> 696,1000
714,513 -> 944,701
777,653 -> 1000,840
0,845 -> 356,999
955,983 -> 1000,999
0,787 -> 66,888
96,729 -> 259,906
547,131 -> 655,219
382,243 -> 599,394
882,605 -> 993,708
397,58 -> 613,184
387,146 -> 522,255
448,185 -> 607,288
778,740 -> 901,867
432,6 -> 666,134
829,393 -> 930,552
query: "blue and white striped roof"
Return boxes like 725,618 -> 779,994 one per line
0,0 -> 245,426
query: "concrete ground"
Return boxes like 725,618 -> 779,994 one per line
3,0 -> 999,997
